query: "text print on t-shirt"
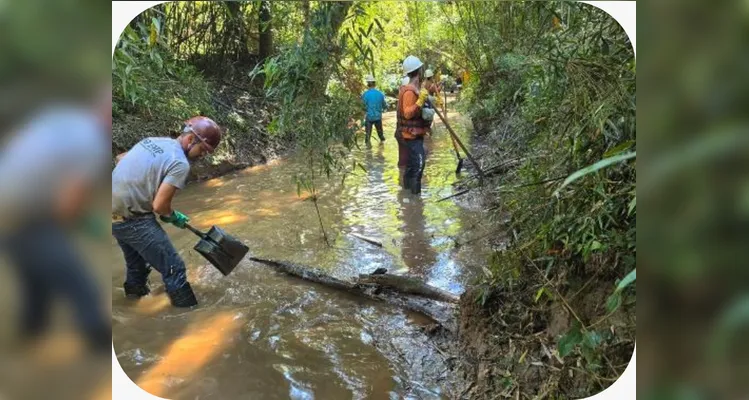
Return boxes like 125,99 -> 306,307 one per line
139,138 -> 165,157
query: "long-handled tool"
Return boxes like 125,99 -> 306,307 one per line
449,133 -> 465,175
185,223 -> 249,276
433,107 -> 484,179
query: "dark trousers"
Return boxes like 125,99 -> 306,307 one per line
404,137 -> 426,194
3,221 -> 110,352
365,119 -> 385,145
111,215 -> 189,294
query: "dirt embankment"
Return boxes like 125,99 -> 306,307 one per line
112,83 -> 290,183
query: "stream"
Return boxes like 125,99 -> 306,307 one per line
112,109 -> 493,399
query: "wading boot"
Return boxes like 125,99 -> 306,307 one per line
123,282 -> 150,299
168,282 -> 198,308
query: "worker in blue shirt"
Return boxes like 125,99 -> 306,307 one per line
361,75 -> 388,146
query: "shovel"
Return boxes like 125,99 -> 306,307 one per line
185,223 -> 249,276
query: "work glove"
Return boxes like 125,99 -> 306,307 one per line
78,212 -> 108,240
160,210 -> 190,229
415,88 -> 430,107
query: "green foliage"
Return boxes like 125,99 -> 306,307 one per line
251,2 -> 357,196
606,268 -> 636,313
555,151 -> 636,195
456,1 -> 636,382
558,321 -> 609,371
112,16 -> 214,150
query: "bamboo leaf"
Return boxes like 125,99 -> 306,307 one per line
603,140 -> 635,158
534,287 -> 545,303
615,269 -> 636,292
628,196 -> 636,215
555,151 -> 636,194
558,322 -> 582,358
606,292 -> 621,313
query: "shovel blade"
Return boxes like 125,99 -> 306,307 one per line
193,226 -> 249,276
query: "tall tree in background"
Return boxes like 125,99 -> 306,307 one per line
302,0 -> 311,32
259,0 -> 273,61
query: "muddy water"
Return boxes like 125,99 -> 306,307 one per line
112,109 -> 492,399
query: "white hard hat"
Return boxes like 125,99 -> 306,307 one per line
365,74 -> 375,82
402,55 -> 424,75
425,69 -> 434,78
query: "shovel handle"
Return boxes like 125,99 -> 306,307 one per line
433,107 -> 484,178
185,223 -> 206,238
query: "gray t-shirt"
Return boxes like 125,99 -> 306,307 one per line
0,105 -> 108,229
112,137 -> 190,217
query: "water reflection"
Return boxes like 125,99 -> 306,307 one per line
398,192 -> 438,275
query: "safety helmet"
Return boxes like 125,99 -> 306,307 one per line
183,116 -> 221,153
365,74 -> 376,82
424,69 -> 434,79
402,55 -> 424,75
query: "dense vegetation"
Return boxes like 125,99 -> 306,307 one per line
113,2 -> 635,397
448,2 -> 635,397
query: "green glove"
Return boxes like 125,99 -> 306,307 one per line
159,210 -> 190,229
79,213 -> 107,240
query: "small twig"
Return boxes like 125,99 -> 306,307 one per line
349,232 -> 383,248
311,197 -> 330,247
527,258 -> 584,327
527,257 -> 620,378
436,189 -> 470,203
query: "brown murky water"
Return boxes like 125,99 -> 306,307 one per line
112,109 -> 492,399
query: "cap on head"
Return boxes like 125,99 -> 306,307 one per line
425,69 -> 434,79
365,74 -> 376,83
183,116 -> 221,153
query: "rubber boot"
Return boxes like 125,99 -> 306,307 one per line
168,282 -> 198,308
123,282 -> 150,299
409,177 -> 421,195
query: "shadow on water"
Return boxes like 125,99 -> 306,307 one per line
112,107 -> 492,399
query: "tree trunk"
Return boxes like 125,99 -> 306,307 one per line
258,0 -> 273,61
357,274 -> 460,303
302,0 -> 311,32
249,257 -> 458,332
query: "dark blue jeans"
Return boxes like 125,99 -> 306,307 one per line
365,119 -> 385,145
112,214 -> 188,294
404,137 -> 426,194
3,221 -> 110,352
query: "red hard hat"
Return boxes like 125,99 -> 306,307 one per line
184,116 -> 221,153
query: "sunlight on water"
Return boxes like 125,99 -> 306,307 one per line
136,311 -> 244,398
133,293 -> 171,316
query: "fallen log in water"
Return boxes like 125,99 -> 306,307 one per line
248,257 -> 458,332
356,274 -> 460,304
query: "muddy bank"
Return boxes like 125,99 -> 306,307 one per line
113,82 -> 290,183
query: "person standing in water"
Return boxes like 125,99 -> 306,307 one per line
361,74 -> 387,147
111,116 -> 222,308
